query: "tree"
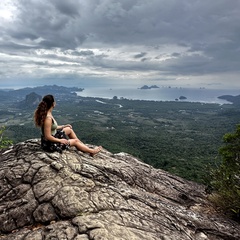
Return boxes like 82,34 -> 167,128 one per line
210,124 -> 240,220
0,126 -> 13,149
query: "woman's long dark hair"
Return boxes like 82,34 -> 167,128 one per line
34,95 -> 55,127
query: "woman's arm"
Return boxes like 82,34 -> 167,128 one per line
44,117 -> 61,143
57,124 -> 72,130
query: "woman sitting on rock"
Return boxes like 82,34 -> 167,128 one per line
34,94 -> 102,156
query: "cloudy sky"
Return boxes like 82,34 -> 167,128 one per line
0,0 -> 240,89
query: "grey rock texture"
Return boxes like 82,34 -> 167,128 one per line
0,139 -> 239,240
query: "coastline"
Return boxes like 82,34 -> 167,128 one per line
1,84 -> 239,105
76,87 -> 240,104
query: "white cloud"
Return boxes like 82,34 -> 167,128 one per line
0,0 -> 240,89
0,0 -> 18,22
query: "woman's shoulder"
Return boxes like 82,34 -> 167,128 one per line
45,115 -> 53,123
46,115 -> 57,125
46,115 -> 53,121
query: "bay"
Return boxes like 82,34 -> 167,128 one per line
77,87 -> 240,104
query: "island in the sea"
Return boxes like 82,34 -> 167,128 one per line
139,85 -> 159,90
218,94 -> 240,105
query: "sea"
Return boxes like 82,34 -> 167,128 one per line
77,87 -> 240,105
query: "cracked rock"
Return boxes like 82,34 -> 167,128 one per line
0,139 -> 240,240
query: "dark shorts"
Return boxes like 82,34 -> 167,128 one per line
41,130 -> 69,153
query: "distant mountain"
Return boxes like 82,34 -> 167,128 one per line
179,96 -> 187,100
0,85 -> 84,102
139,85 -> 159,89
218,94 -> 240,105
17,92 -> 42,109
13,85 -> 84,97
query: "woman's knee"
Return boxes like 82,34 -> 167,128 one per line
64,126 -> 73,135
70,138 -> 80,146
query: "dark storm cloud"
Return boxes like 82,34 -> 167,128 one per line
0,0 -> 240,88
8,0 -> 85,49
71,50 -> 95,56
9,0 -> 238,49
52,0 -> 80,17
134,52 -> 147,59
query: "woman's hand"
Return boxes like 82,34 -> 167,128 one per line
62,124 -> 72,129
59,138 -> 70,145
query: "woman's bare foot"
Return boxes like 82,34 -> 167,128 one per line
89,146 -> 102,157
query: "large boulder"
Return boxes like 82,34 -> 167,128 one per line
0,139 -> 239,240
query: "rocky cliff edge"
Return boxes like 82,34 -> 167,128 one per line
0,139 -> 239,240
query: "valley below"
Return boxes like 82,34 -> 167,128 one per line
1,85 -> 240,183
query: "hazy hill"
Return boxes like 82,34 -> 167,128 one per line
17,92 -> 42,109
0,85 -> 84,102
139,85 -> 159,89
218,94 -> 240,105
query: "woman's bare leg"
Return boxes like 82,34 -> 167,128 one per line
63,127 -> 101,155
63,126 -> 82,143
69,139 -> 102,155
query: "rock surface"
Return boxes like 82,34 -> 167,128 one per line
0,139 -> 239,240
